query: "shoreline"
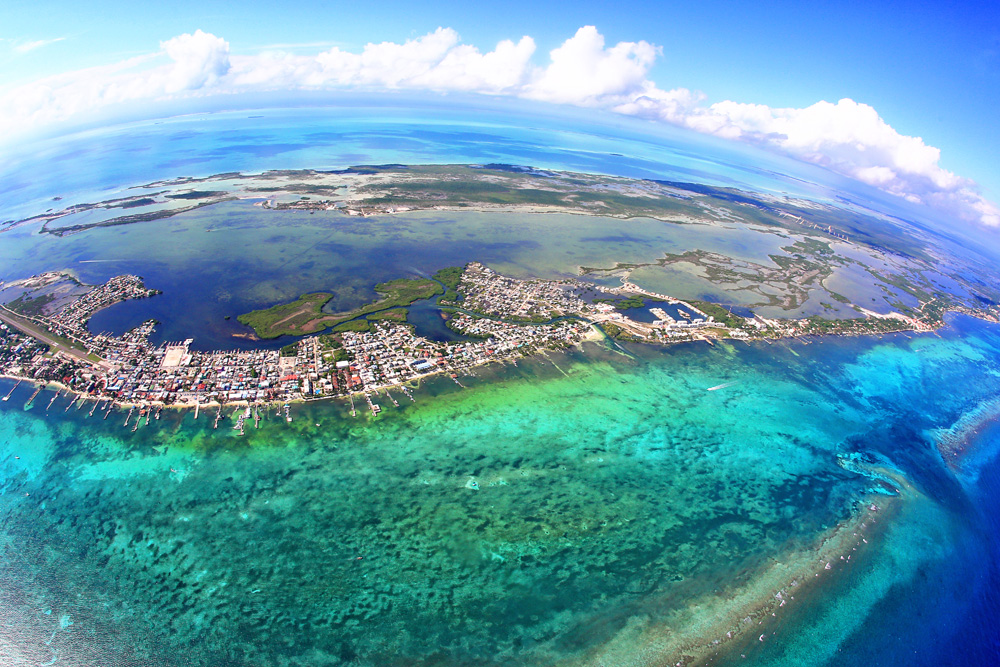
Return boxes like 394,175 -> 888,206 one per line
0,326 -> 607,414
2,310 -> 989,418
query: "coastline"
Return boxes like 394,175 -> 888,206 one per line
3,309 -> 989,418
0,325 -> 608,414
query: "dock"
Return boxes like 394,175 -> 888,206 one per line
364,392 -> 381,417
234,406 -> 249,435
24,385 -> 41,408
2,379 -> 21,401
46,389 -> 60,411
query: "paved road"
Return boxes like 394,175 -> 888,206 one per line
0,308 -> 97,365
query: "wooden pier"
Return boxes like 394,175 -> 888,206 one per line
2,379 -> 21,402
24,385 -> 41,408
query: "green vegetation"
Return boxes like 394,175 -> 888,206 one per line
593,295 -> 646,309
704,327 -> 731,338
238,277 -> 442,338
828,291 -> 852,304
330,320 -> 372,333
687,300 -> 745,328
367,308 -> 408,322
600,322 -> 640,342
614,295 -> 645,309
279,343 -> 298,357
433,266 -> 464,302
801,315 -> 911,336
237,292 -> 333,339
6,293 -> 57,317
362,278 -> 441,314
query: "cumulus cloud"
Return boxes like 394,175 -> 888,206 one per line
0,26 -> 995,228
524,26 -> 657,105
161,29 -> 231,93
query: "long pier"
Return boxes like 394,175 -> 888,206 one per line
2,379 -> 21,402
384,390 -> 399,408
24,385 -> 41,408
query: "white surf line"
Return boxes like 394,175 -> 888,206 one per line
707,381 -> 738,391
78,259 -> 126,263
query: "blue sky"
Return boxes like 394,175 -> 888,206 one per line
2,0 -> 998,226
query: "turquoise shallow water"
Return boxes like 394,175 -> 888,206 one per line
2,315 -> 999,666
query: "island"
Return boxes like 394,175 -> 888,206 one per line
1,253 -> 997,431
2,164 -> 999,427
236,269 -> 457,338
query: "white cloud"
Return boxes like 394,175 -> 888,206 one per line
0,26 -> 995,228
160,30 -> 231,93
524,26 -> 657,105
11,37 -> 66,54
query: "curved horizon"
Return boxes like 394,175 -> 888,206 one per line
2,25 -> 998,231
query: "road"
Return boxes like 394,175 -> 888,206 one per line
0,307 -> 100,366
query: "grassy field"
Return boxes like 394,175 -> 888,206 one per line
367,308 -> 408,322
237,292 -> 334,339
237,277 -> 444,338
